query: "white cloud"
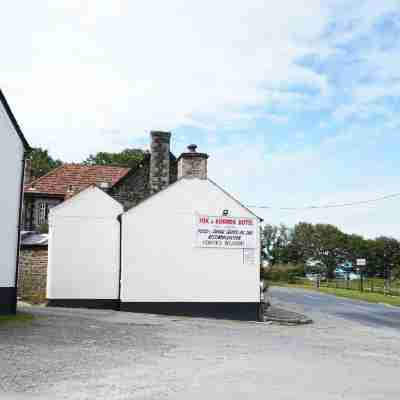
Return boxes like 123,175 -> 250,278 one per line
325,0 -> 400,45
1,0 -> 399,238
352,83 -> 400,104
294,131 -> 306,140
332,101 -> 395,122
386,117 -> 400,130
268,114 -> 289,125
208,128 -> 400,239
1,0 -> 334,160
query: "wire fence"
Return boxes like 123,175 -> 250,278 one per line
296,277 -> 400,297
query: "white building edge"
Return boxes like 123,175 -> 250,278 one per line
0,89 -> 29,315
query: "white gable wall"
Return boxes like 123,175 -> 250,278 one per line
121,179 -> 260,303
0,101 -> 24,288
47,187 -> 123,300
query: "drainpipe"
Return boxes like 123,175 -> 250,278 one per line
14,152 -> 27,314
117,214 -> 123,310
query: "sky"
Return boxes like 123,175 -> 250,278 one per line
2,0 -> 400,239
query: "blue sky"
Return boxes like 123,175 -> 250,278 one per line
2,1 -> 400,238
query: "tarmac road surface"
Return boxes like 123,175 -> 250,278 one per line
270,285 -> 400,331
1,302 -> 400,400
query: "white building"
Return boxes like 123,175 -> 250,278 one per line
47,133 -> 263,320
121,177 -> 262,320
47,186 -> 123,308
0,89 -> 29,315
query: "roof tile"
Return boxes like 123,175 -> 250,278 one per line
25,164 -> 131,196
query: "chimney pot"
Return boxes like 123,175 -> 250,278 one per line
177,145 -> 209,180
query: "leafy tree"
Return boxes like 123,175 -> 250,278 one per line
262,221 -> 400,283
262,224 -> 279,263
83,149 -> 145,168
370,237 -> 400,289
345,234 -> 366,260
292,223 -> 348,279
272,225 -> 297,264
344,234 -> 369,270
262,224 -> 296,265
290,222 -> 314,263
366,239 -> 382,276
26,147 -> 63,181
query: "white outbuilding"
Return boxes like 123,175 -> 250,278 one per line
0,89 -> 29,315
120,177 -> 262,320
47,133 -> 263,320
47,186 -> 123,308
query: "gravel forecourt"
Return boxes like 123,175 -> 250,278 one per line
1,302 -> 399,400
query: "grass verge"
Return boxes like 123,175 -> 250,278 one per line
0,312 -> 34,326
271,282 -> 400,307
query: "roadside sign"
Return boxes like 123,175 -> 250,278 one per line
196,215 -> 257,249
356,258 -> 366,266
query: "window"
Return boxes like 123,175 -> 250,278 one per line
37,201 -> 48,226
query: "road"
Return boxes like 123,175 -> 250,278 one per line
1,300 -> 400,400
270,286 -> 400,331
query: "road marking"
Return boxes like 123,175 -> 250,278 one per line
378,302 -> 400,309
344,350 -> 400,360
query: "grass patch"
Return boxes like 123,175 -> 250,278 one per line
271,282 -> 400,307
0,312 -> 34,326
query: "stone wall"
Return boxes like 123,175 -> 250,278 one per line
109,158 -> 178,211
109,162 -> 151,210
169,157 -> 178,185
18,246 -> 48,303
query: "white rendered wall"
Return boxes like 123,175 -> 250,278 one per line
47,187 -> 123,299
121,179 -> 260,303
0,103 -> 24,287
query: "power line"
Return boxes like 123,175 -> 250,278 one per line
246,192 -> 400,211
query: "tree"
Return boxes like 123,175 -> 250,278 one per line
370,236 -> 400,292
363,239 -> 379,277
292,223 -> 348,279
272,225 -> 296,264
290,222 -> 315,264
26,147 -> 63,181
83,149 -> 145,168
262,224 -> 296,265
345,234 -> 369,269
262,224 -> 279,263
262,220 -> 400,287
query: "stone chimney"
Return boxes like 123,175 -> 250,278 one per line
177,144 -> 209,179
150,131 -> 171,194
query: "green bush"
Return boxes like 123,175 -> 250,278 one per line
262,263 -> 305,283
37,223 -> 49,234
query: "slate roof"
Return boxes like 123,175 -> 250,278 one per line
25,164 -> 131,197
